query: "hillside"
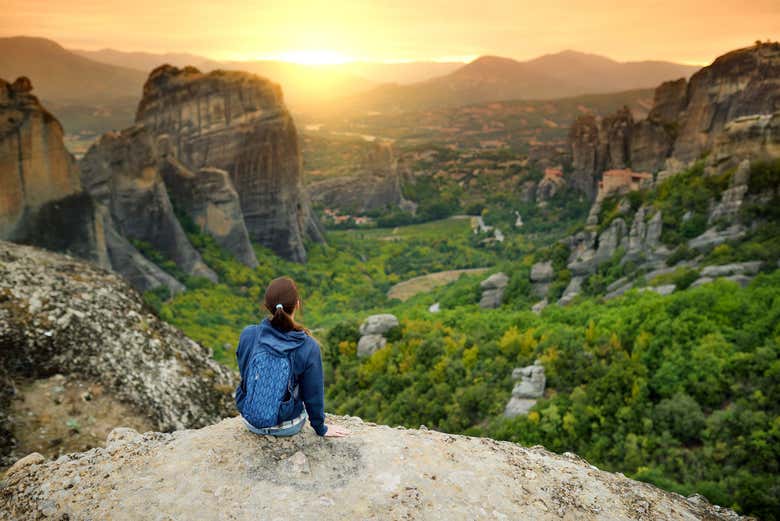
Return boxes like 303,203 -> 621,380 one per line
0,36 -> 145,102
349,51 -> 698,111
1,416 -> 744,520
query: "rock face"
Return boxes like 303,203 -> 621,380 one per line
708,159 -> 750,225
80,126 -> 218,284
156,131 -> 258,268
674,42 -> 780,164
307,140 -> 406,213
357,314 -> 400,357
161,162 -> 258,267
0,240 -> 238,466
504,361 -> 546,418
0,77 -> 106,265
135,65 -> 321,262
479,272 -> 509,309
567,42 -> 780,197
0,415 -> 745,521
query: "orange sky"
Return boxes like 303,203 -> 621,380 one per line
2,0 -> 778,64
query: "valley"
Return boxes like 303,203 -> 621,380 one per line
0,28 -> 778,521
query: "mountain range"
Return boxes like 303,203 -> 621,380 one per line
2,36 -> 700,117
348,52 -> 699,111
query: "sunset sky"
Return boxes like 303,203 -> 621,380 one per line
2,0 -> 778,64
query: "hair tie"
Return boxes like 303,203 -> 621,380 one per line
275,304 -> 283,311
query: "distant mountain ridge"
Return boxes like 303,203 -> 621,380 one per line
2,35 -> 702,130
72,48 -> 223,73
0,36 -> 145,102
350,50 -> 700,111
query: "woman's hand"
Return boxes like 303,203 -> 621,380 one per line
323,424 -> 350,437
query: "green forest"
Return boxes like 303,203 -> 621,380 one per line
142,163 -> 780,519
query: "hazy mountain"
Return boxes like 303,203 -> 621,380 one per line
341,61 -> 463,84
71,49 -> 463,86
72,48 -> 223,73
349,51 -> 700,111
0,36 -> 145,102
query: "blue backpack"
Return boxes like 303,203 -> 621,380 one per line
241,337 -> 297,429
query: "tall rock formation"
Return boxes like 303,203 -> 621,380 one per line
80,126 -> 217,283
568,107 -> 635,199
306,140 -> 406,214
673,42 -> 780,163
135,65 -> 320,262
567,42 -> 780,196
0,77 -> 106,264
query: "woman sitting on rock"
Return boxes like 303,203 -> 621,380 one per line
235,276 -> 348,438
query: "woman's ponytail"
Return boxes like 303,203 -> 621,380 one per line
264,277 -> 309,334
270,301 -> 298,332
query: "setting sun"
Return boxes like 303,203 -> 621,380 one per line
263,50 -> 353,65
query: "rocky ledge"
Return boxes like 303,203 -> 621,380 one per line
0,415 -> 745,520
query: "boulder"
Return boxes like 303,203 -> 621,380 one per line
135,65 -> 322,262
605,281 -> 635,300
479,272 -> 509,309
530,261 -> 554,282
504,361 -> 546,419
0,240 -> 237,466
690,276 -> 715,288
700,261 -> 762,278
642,284 -> 676,296
503,398 -> 539,418
0,416 -> 746,521
725,274 -> 753,288
359,314 -> 400,336
531,299 -> 548,314
511,362 -> 546,399
558,276 -> 583,306
357,335 -> 387,358
688,225 -> 746,251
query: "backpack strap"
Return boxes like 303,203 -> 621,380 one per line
286,350 -> 299,400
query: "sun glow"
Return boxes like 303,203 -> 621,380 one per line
263,50 -> 354,65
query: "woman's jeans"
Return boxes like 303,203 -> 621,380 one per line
242,410 -> 307,437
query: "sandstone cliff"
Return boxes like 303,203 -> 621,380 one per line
0,77 -> 106,264
568,42 -> 780,197
135,65 -> 321,262
80,126 -> 218,283
0,240 -> 237,467
307,140 -> 406,214
0,415 -> 745,520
